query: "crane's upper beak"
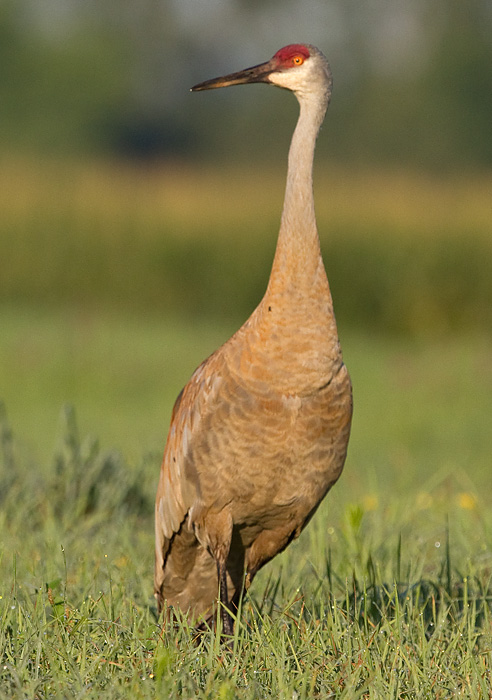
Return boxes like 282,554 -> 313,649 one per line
191,58 -> 277,91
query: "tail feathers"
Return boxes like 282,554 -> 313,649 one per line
155,523 -> 239,626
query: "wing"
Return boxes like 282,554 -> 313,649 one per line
154,353 -> 223,606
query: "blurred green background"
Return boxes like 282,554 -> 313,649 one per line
0,0 -> 491,489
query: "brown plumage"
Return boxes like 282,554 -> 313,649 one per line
154,44 -> 352,635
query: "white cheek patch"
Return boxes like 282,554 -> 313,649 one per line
269,65 -> 310,92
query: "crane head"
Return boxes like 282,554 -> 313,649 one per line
191,44 -> 332,99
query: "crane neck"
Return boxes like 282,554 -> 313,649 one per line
267,90 -> 330,298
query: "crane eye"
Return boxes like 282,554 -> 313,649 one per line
292,56 -> 304,66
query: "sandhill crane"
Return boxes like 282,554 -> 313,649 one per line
155,44 -> 352,636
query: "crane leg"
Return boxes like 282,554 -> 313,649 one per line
216,560 -> 234,636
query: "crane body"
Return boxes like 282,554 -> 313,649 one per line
155,44 -> 353,635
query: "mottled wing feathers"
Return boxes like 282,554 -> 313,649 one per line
155,355 -> 222,547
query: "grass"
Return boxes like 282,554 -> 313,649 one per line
1,307 -> 491,698
0,401 -> 491,698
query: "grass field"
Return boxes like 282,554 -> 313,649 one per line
1,308 -> 491,698
1,157 -> 491,697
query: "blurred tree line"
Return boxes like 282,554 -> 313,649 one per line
1,0 -> 491,169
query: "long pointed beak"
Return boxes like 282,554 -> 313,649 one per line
191,58 -> 277,92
